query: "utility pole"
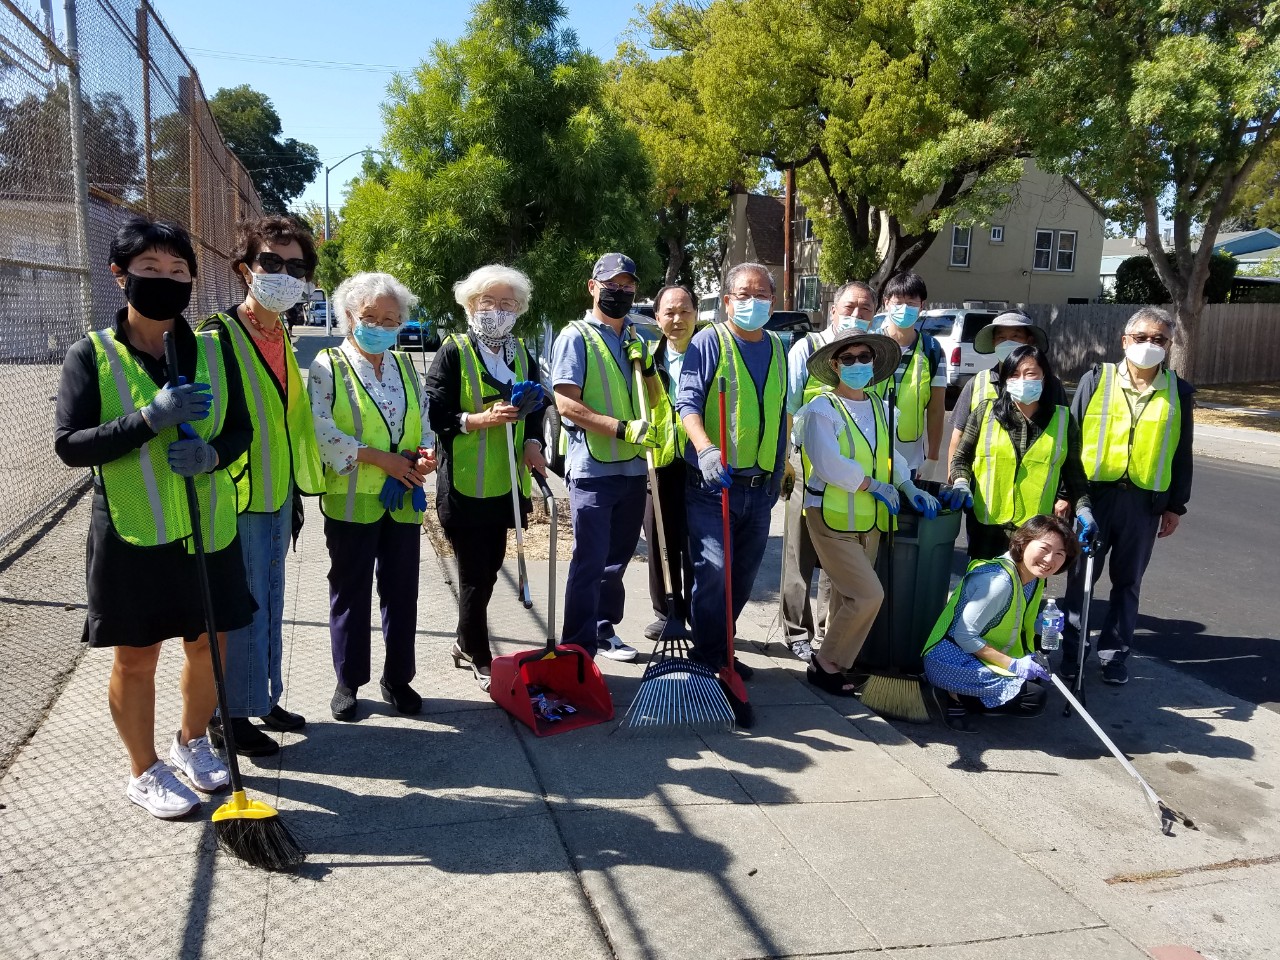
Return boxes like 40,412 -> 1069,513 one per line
782,164 -> 796,311
324,148 -> 385,241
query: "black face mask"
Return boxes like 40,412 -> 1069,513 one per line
124,274 -> 193,322
596,286 -> 635,320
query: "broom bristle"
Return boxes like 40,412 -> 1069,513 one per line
214,816 -> 306,871
859,673 -> 929,723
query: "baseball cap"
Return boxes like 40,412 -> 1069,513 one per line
592,253 -> 637,282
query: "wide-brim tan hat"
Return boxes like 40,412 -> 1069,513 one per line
974,312 -> 1049,354
807,332 -> 900,389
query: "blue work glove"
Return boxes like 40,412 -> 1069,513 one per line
143,377 -> 212,431
939,481 -> 973,511
1011,654 -> 1050,682
899,478 -> 939,520
411,484 -> 427,512
865,478 -> 900,515
379,475 -> 407,512
167,437 -> 217,476
623,335 -> 654,375
697,445 -> 731,490
1075,507 -> 1098,545
510,380 -> 546,420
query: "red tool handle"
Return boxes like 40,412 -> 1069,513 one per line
717,377 -> 734,665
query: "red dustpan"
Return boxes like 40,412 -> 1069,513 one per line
490,470 -> 614,735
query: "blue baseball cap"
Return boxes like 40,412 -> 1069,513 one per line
592,253 -> 637,281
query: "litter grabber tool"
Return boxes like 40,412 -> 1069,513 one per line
1052,673 -> 1196,835
489,470 -> 614,735
505,420 -> 534,610
716,376 -> 752,726
1064,537 -> 1099,717
163,332 -> 304,871
625,360 -> 734,734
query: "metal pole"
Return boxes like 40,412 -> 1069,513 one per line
136,2 -> 154,215
64,0 -> 93,333
324,166 -> 331,241
783,164 -> 795,311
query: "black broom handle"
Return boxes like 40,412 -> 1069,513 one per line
164,331 -> 245,795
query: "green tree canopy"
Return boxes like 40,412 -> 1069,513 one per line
341,0 -> 658,327
1115,252 -> 1237,305
210,85 -> 319,213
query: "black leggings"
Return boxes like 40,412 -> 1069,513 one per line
445,520 -> 509,667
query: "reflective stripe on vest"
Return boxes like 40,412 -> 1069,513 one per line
320,348 -> 423,524
800,394 -> 895,533
969,368 -> 997,412
973,404 -> 1068,526
800,332 -> 831,406
570,320 -> 642,464
1080,363 -> 1181,492
89,328 -> 236,552
922,557 -> 1044,659
702,325 -> 785,472
870,337 -> 930,441
451,333 -> 530,499
205,312 -> 323,512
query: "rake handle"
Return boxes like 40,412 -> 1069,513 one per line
718,377 -> 734,665
633,359 -> 679,621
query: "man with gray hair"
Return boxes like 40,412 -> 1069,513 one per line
780,280 -> 879,661
1059,306 -> 1195,687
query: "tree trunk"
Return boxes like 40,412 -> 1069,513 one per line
664,233 -> 685,286
1170,296 -> 1203,383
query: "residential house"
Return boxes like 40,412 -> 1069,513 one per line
1100,227 -> 1280,294
714,192 -> 786,312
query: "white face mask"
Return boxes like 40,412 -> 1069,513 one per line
473,308 -> 517,340
248,272 -> 306,313
1125,340 -> 1166,370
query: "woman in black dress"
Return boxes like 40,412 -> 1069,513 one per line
54,217 -> 254,820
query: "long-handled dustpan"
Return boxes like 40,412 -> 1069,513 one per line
1063,539 -> 1097,716
489,459 -> 613,736
163,332 -> 303,871
625,359 -> 734,734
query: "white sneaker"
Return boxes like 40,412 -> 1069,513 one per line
598,635 -> 638,662
126,760 -> 200,819
169,733 -> 231,793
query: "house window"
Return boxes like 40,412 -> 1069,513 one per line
1033,230 -> 1055,271
1055,231 -> 1077,272
803,218 -> 815,240
798,275 -> 820,311
950,226 -> 971,268
989,225 -> 1004,243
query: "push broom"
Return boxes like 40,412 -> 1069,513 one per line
624,358 -> 734,734
164,332 -> 305,871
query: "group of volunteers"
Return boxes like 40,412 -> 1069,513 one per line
54,214 -> 1192,819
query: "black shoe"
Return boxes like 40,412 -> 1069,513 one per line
1101,659 -> 1129,685
258,704 -> 306,732
718,678 -> 755,729
644,619 -> 666,641
331,684 -> 358,721
209,716 -> 279,757
806,661 -> 859,698
732,658 -> 755,681
930,686 -> 976,733
380,679 -> 423,715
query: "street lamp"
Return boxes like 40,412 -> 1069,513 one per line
324,149 -> 387,241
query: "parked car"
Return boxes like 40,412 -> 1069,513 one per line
765,310 -> 814,352
306,301 -> 329,326
917,308 -> 1000,403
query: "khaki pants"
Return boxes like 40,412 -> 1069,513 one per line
805,511 -> 883,671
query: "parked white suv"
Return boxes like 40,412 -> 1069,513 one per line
918,308 -> 1000,403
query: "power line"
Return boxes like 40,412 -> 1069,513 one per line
186,47 -> 408,74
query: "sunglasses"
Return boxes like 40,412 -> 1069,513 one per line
1128,333 -> 1170,347
835,352 -> 874,366
255,251 -> 309,280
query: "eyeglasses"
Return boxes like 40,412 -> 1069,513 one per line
357,315 -> 400,330
477,296 -> 519,312
1128,333 -> 1170,347
731,291 -> 771,300
255,252 -> 309,280
835,352 -> 874,366
598,280 -> 637,294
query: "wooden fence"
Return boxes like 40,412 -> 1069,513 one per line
1018,303 -> 1280,384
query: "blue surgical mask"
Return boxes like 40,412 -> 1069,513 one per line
852,317 -> 872,332
731,297 -> 771,331
993,340 -> 1018,362
352,322 -> 399,354
839,361 -> 875,390
1005,377 -> 1043,404
888,304 -> 920,328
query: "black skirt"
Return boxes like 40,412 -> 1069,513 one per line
82,491 -> 256,648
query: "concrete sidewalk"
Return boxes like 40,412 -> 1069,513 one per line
2,478 -> 1276,959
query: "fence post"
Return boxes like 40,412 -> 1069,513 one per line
63,0 -> 93,334
186,75 -> 201,283
136,1 -> 154,215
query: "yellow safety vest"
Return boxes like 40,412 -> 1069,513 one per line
701,325 -> 785,472
799,332 -> 832,406
1080,363 -> 1181,493
653,352 -> 685,470
320,347 -> 424,524
450,333 -> 531,500
870,335 -> 931,442
800,395 -> 896,533
968,368 -> 997,413
200,311 -> 323,513
570,320 -> 644,464
923,557 -> 1044,660
88,328 -> 238,553
972,403 -> 1069,526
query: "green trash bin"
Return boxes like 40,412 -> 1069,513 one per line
855,483 -> 962,674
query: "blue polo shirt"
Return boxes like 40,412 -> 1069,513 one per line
550,312 -> 648,480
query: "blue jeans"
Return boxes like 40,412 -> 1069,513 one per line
223,496 -> 290,717
686,477 -> 774,671
561,474 -> 647,654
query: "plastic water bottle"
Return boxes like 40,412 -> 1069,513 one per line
1040,598 -> 1064,652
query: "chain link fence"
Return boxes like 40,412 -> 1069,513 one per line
0,0 -> 262,552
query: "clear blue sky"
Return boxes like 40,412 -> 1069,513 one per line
151,0 -> 643,214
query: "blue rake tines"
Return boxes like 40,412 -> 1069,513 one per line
624,655 -> 735,735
